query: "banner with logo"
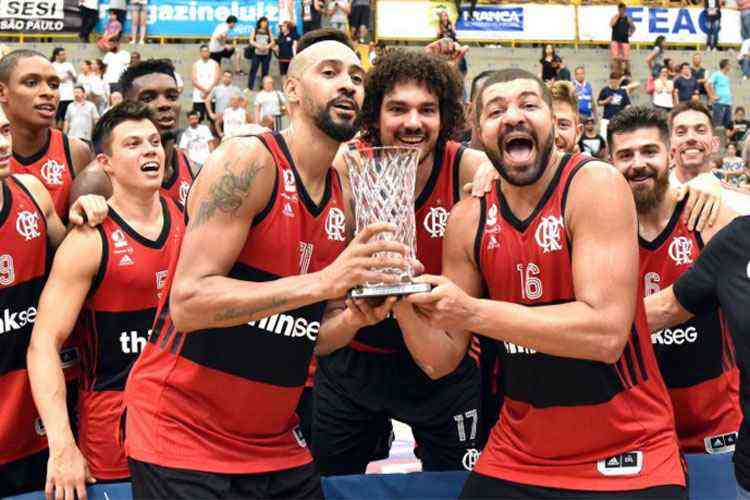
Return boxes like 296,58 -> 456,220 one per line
97,0 -> 293,38
375,1 -> 575,41
0,0 -> 81,34
577,5 -> 741,45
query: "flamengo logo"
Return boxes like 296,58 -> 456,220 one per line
16,211 -> 40,241
0,305 -> 37,334
248,313 -> 320,341
651,326 -> 698,345
179,181 -> 190,206
325,208 -> 346,241
668,236 -> 693,265
40,159 -> 65,185
423,207 -> 449,238
535,215 -> 563,253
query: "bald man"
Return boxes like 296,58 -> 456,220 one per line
123,37 -> 406,500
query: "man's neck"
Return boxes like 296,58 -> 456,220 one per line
500,149 -> 563,220
11,125 -> 49,158
281,119 -> 339,204
673,163 -> 703,184
638,188 -> 678,242
583,130 -> 597,138
109,187 -> 162,227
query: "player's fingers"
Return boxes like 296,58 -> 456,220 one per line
362,271 -> 400,285
44,476 -> 54,500
75,479 -> 88,500
355,222 -> 397,244
682,187 -> 697,224
358,240 -> 408,257
462,182 -> 473,194
345,299 -> 367,323
411,259 -> 425,276
707,196 -> 722,228
687,191 -> 706,231
695,196 -> 714,232
405,290 -> 441,306
363,255 -> 408,271
68,211 -> 84,226
412,274 -> 446,286
62,482 -> 73,500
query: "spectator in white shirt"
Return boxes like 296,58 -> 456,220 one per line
220,92 -> 251,138
51,47 -> 77,129
103,40 -> 131,93
76,60 -> 94,95
192,45 -> 221,123
207,70 -> 242,130
89,58 -> 110,114
64,86 -> 100,142
209,16 -> 241,74
253,76 -> 285,128
179,110 -> 215,169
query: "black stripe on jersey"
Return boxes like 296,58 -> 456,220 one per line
613,361 -> 631,389
251,167 -> 278,228
415,141 -> 445,211
90,308 -> 156,391
499,154 -> 570,233
150,301 -> 170,345
639,198 -> 687,251
622,341 -> 639,386
62,133 -> 75,178
170,332 -> 183,354
559,156 -> 595,219
178,262 -> 324,388
0,180 -> 13,229
474,196 -> 487,271
160,323 -> 175,350
88,227 -> 109,297
12,129 -> 52,165
0,277 -> 47,377
269,131 -> 333,217
630,325 -> 649,382
452,145 -> 466,205
10,176 -> 49,235
108,198 -> 171,249
162,151 -> 181,190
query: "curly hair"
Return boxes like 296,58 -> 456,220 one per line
358,49 -> 465,145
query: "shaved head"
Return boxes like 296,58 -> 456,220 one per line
287,40 -> 361,79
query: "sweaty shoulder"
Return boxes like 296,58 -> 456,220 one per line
564,159 -> 634,226
566,160 -> 627,198
68,136 -> 94,174
55,224 -> 103,276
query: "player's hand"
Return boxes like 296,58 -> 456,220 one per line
45,442 -> 96,500
344,296 -> 398,328
68,194 -> 108,227
404,274 -> 475,331
318,222 -> 409,299
425,38 -> 468,67
677,172 -> 722,231
463,161 -> 499,197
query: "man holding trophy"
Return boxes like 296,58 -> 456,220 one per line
312,49 -> 492,475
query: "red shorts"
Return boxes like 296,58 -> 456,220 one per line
611,41 -> 630,59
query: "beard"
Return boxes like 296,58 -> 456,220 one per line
308,96 -> 359,142
486,126 -> 555,187
632,168 -> 670,214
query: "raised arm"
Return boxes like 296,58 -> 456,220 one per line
27,228 -> 101,500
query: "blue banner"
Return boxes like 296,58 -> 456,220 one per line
455,5 -> 523,32
97,0 -> 291,38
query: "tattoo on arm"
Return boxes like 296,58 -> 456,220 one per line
213,296 -> 289,322
190,159 -> 264,230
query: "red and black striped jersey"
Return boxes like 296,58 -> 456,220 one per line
0,176 -> 50,465
474,154 -> 684,491
125,131 -> 348,474
75,196 -> 184,480
160,148 -> 194,210
10,129 -> 75,222
639,198 -> 741,454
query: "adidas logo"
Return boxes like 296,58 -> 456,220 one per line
597,451 -> 642,476
705,432 -> 737,454
119,255 -> 134,266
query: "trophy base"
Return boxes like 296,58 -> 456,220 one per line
348,283 -> 432,299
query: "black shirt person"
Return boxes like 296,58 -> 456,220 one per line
646,216 -> 750,495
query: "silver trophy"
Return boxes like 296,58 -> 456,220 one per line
344,145 -> 432,298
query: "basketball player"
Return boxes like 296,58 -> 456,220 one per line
669,100 -> 750,216
313,49 -> 488,475
0,105 -> 107,498
608,106 -> 741,454
71,59 -> 196,209
123,39 -> 407,499
26,102 -> 186,500
0,50 -> 94,221
395,68 -> 686,498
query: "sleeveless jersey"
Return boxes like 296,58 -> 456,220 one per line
75,196 -> 184,480
0,176 -> 50,465
351,140 -> 470,353
10,129 -> 75,222
475,154 -> 685,491
125,131 -> 348,474
639,198 -> 741,454
160,148 -> 194,210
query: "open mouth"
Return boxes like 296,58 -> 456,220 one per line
395,134 -> 425,146
503,135 -> 535,163
0,153 -> 10,167
332,98 -> 357,114
156,115 -> 176,128
34,104 -> 56,118
140,161 -> 160,173
628,170 -> 654,183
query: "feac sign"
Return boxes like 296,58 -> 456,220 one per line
457,6 -> 523,32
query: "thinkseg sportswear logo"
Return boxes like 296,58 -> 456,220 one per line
248,313 -> 320,341
0,305 -> 37,334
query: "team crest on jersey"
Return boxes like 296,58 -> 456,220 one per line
16,211 -> 40,241
111,229 -> 128,248
179,181 -> 191,206
325,207 -> 346,241
668,236 -> 693,265
40,159 -> 65,186
535,215 -> 564,253
283,169 -> 296,193
486,203 -> 498,227
462,448 -> 480,470
423,207 -> 449,238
